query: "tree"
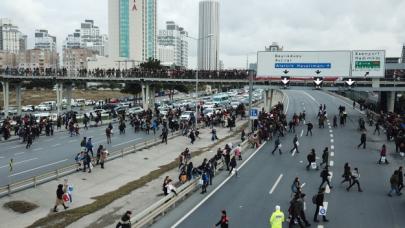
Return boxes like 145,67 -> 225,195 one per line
140,58 -> 162,70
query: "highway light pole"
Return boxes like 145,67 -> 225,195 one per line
186,34 -> 214,127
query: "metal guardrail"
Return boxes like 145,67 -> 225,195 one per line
0,132 -> 182,198
130,138 -> 251,228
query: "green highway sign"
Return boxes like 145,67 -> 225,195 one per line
355,61 -> 380,69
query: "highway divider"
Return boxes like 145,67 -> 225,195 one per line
0,132 -> 181,198
130,138 -> 251,227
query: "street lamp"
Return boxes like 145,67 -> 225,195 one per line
186,33 -> 214,127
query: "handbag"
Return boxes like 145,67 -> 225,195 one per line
311,162 -> 317,169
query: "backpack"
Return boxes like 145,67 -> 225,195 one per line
312,194 -> 317,204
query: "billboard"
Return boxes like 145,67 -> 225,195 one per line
257,51 -> 351,78
351,50 -> 385,78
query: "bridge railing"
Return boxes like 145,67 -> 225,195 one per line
0,69 -> 250,80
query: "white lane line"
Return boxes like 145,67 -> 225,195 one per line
292,149 -> 297,157
300,129 -> 304,137
329,161 -> 334,167
9,159 -> 68,177
330,152 -> 334,157
324,201 -> 328,210
301,183 -> 306,188
302,91 -> 319,105
51,143 -> 61,148
330,139 -> 334,143
33,148 -> 43,151
171,142 -> 267,228
330,134 -> 334,138
0,157 -> 38,169
7,145 -> 25,150
329,130 -> 333,133
318,225 -> 324,228
14,152 -> 25,156
284,93 -> 290,114
269,174 -> 284,194
112,138 -> 142,147
331,145 -> 334,150
328,126 -> 331,129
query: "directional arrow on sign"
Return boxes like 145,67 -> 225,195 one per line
283,70 -> 289,75
315,70 -> 322,75
281,78 -> 290,85
314,78 -> 323,86
346,78 -> 355,86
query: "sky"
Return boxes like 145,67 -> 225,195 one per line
1,0 -> 405,69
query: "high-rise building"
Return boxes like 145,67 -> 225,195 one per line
63,20 -> 108,56
158,21 -> 188,67
19,35 -> 27,51
108,0 -> 157,62
198,0 -> 220,70
0,19 -> 23,54
63,48 -> 95,70
17,49 -> 59,69
401,44 -> 405,63
34,29 -> 57,52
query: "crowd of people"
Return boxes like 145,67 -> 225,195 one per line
1,67 -> 250,80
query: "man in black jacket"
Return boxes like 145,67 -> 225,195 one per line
319,166 -> 333,190
313,187 -> 329,223
357,131 -> 367,149
116,210 -> 132,228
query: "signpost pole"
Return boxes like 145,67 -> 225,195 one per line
248,70 -> 254,133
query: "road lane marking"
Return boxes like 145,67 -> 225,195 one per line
0,157 -> 38,169
51,143 -> 61,148
269,174 -> 284,194
330,152 -> 334,157
112,138 -> 142,147
68,139 -> 76,143
284,93 -> 290,114
330,134 -> 334,138
328,126 -> 331,129
301,183 -> 306,188
9,159 -> 68,177
7,145 -> 25,150
14,152 -> 25,156
329,161 -> 334,167
171,142 -> 267,228
329,130 -> 333,133
300,129 -> 304,137
302,91 -> 320,105
331,145 -> 334,150
292,149 -> 297,157
33,148 -> 43,151
330,139 -> 334,143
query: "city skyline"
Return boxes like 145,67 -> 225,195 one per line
1,0 -> 405,69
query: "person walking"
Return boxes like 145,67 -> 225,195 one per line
189,130 -> 196,144
288,194 -> 306,228
26,133 -> 33,149
161,126 -> 168,144
86,138 -> 94,157
333,115 -> 338,128
398,166 -> 404,192
53,184 -> 68,212
346,168 -> 363,192
341,163 -> 352,186
100,148 -> 108,169
229,156 -> 238,177
272,137 -> 282,155
290,135 -> 299,154
106,127 -> 112,144
313,187 -> 329,223
306,122 -> 313,136
96,145 -> 103,165
83,152 -> 92,173
270,205 -> 285,228
319,166 -> 333,190
116,210 -> 132,228
388,170 -> 402,197
80,137 -> 86,148
215,210 -> 229,228
373,121 -> 381,135
306,149 -> 317,170
357,131 -> 367,149
291,177 -> 302,197
319,147 -> 329,167
378,144 -> 389,164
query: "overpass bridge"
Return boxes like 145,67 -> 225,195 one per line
1,71 -> 404,117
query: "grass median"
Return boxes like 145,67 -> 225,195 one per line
28,122 -> 248,228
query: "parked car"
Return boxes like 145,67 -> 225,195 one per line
22,105 -> 34,112
127,106 -> 144,115
180,111 -> 195,121
85,100 -> 95,106
35,104 -> 51,111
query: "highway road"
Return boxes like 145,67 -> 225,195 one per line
0,121 -> 161,186
154,90 -> 405,228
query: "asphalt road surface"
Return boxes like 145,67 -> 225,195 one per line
0,121 -> 161,186
155,90 -> 405,228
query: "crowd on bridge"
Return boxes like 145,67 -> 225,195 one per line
0,67 -> 250,80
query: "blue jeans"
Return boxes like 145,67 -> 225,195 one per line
388,186 -> 400,195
